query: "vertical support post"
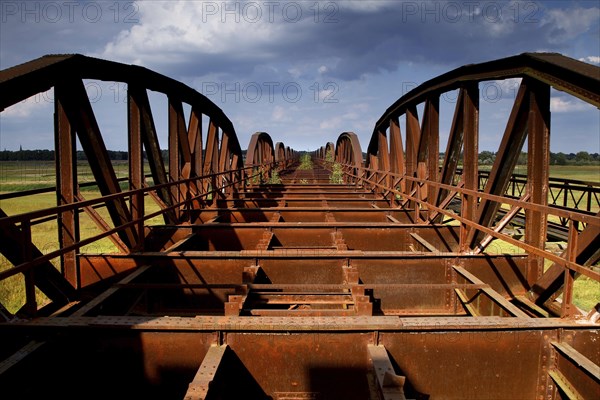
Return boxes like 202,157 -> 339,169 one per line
128,88 -> 145,251
57,79 -> 137,249
468,82 -> 530,247
459,83 -> 479,252
54,87 -> 79,288
426,97 -> 439,217
525,80 -> 551,285
405,106 -> 420,184
170,99 -> 193,219
168,98 -> 182,220
22,223 -> 35,311
188,108 -> 203,207
367,344 -> 407,399
562,220 -> 578,318
435,89 -> 465,210
377,128 -> 391,195
389,117 -> 405,193
129,87 -> 175,224
21,220 -> 37,315
204,121 -> 220,206
219,131 -> 231,198
418,97 -> 439,219
406,106 -> 421,216
231,153 -> 240,198
369,155 -> 378,192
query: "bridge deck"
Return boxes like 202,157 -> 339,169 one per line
1,161 -> 598,400
1,52 -> 599,400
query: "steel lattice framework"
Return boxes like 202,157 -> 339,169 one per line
0,53 -> 598,399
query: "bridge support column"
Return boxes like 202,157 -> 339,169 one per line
525,80 -> 550,285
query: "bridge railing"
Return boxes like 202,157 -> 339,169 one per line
0,161 -> 282,316
325,53 -> 600,318
0,54 -> 298,317
451,168 -> 600,226
336,161 -> 599,290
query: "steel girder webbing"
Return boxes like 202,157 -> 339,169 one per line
0,54 -> 296,297
325,53 -> 600,317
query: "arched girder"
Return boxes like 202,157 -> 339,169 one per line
274,142 -> 287,164
0,54 -> 244,289
245,132 -> 275,167
365,52 -> 600,294
325,142 -> 335,159
335,132 -> 363,169
0,55 -> 244,179
372,53 -> 599,133
368,53 -> 600,193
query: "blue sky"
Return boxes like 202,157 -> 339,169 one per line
1,0 -> 599,153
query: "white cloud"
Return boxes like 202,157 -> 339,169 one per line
550,97 -> 594,113
543,7 -> 600,43
318,87 -> 336,101
2,0 -> 599,152
341,1 -> 394,12
579,56 -> 600,65
98,1 -> 284,67
1,90 -> 53,117
319,116 -> 343,130
287,67 -> 302,80
271,105 -> 287,121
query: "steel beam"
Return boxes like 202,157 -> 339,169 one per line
54,87 -> 79,287
56,79 -> 137,249
469,81 -> 529,247
405,105 -> 420,186
1,52 -> 599,399
129,86 -> 176,224
434,89 -> 465,219
418,97 -> 439,214
459,83 -> 479,252
367,344 -> 406,400
525,79 -> 551,285
184,345 -> 228,400
388,118 -> 405,192
0,209 -> 74,307
127,89 -> 145,251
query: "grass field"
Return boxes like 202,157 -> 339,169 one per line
0,161 -> 129,312
485,239 -> 599,311
1,161 -> 599,314
548,165 -> 600,182
0,188 -> 162,313
479,165 -> 599,182
0,160 -> 156,191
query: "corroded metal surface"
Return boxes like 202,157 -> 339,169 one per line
1,53 -> 599,399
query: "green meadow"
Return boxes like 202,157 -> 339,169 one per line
1,161 -> 598,314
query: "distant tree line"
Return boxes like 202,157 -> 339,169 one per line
1,149 -> 151,162
477,151 -> 599,166
0,149 -> 248,162
2,148 -> 597,165
436,151 -> 599,166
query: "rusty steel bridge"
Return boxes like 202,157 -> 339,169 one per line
0,53 -> 599,399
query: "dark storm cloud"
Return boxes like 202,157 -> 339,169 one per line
1,1 -> 598,152
273,1 -> 594,80
90,1 -> 598,84
0,1 -> 136,68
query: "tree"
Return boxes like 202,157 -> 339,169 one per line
554,152 -> 567,165
478,151 -> 495,165
575,151 -> 591,164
